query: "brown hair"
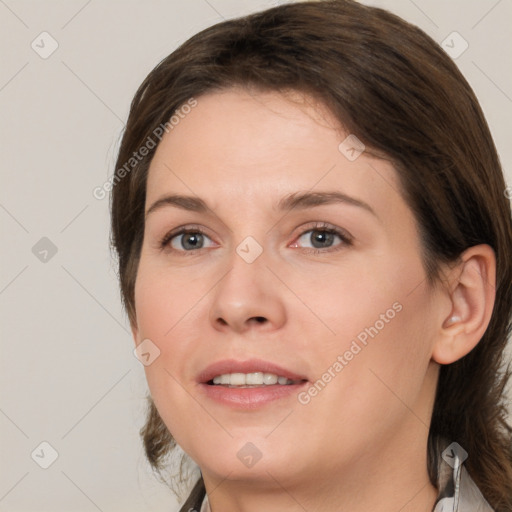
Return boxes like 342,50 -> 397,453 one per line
110,0 -> 512,508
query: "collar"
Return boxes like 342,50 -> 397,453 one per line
433,438 -> 493,512
200,494 -> 210,512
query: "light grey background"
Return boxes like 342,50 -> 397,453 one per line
1,1 -> 511,511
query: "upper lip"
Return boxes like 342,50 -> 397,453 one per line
197,358 -> 309,384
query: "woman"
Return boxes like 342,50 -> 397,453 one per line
110,1 -> 512,510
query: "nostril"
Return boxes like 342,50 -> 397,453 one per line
253,316 -> 266,323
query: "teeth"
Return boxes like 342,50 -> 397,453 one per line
230,373 -> 246,386
246,372 -> 263,385
263,373 -> 278,385
210,372 -> 296,386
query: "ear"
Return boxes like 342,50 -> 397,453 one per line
432,244 -> 496,365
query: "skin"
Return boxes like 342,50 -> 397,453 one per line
131,87 -> 496,512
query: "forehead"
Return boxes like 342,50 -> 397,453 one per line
145,87 -> 404,218
152,87 -> 344,165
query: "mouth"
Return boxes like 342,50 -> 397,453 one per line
197,359 -> 309,408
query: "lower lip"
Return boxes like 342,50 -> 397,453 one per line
198,382 -> 308,409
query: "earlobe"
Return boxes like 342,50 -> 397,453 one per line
432,244 -> 496,365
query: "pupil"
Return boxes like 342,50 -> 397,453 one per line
312,230 -> 333,248
183,233 -> 203,250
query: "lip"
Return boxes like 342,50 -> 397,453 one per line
197,358 -> 309,409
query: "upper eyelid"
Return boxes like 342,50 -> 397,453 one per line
294,225 -> 353,247
163,222 -> 345,239
160,225 -> 212,246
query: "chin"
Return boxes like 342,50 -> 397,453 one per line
187,432 -> 306,482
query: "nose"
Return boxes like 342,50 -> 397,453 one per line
209,245 -> 287,334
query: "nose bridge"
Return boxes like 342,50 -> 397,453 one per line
208,233 -> 286,332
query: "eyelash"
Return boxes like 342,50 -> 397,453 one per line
158,222 -> 353,256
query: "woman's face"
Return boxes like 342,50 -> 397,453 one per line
133,88 -> 444,489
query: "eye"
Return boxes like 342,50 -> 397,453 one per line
159,222 -> 352,255
160,227 -> 216,253
290,223 -> 352,253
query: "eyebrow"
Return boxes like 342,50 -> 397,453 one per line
145,191 -> 377,218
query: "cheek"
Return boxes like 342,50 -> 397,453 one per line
133,255 -> 205,344
285,253 -> 416,353
133,263 -> 199,407
134,275 -> 203,448
298,250 -> 434,402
